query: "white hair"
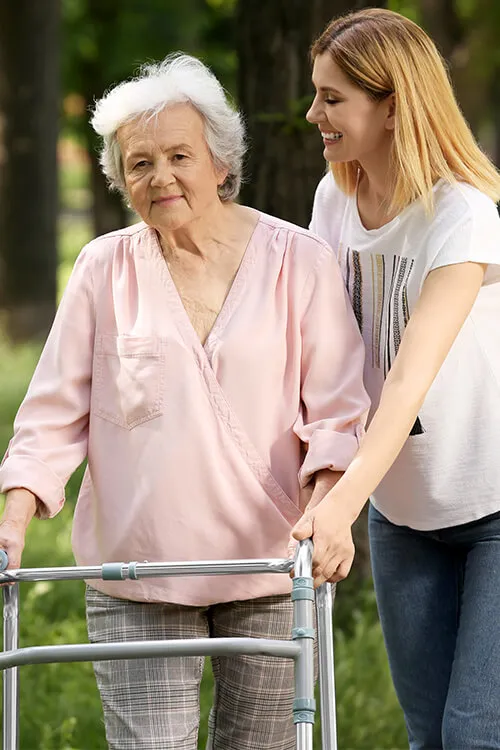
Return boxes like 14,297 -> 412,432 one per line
91,53 -> 246,201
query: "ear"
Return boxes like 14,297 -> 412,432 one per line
216,166 -> 229,189
385,93 -> 396,131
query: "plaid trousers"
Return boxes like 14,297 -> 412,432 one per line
86,586 -> 296,750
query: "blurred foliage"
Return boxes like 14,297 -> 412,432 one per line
389,0 -> 500,153
61,0 -> 238,143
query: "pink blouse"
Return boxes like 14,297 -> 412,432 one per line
0,213 -> 369,605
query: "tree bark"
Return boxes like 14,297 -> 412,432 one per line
237,0 -> 383,225
237,0 -> 337,226
86,124 -> 128,237
418,0 -> 486,136
0,0 -> 60,340
79,0 -> 129,237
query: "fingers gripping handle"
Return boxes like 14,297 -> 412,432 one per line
0,549 -> 9,572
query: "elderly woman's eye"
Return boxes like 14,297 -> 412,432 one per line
173,153 -> 187,161
133,160 -> 149,169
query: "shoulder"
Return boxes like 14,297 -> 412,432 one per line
433,181 -> 500,233
75,221 -> 151,269
256,210 -> 336,268
312,170 -> 348,214
313,169 -> 342,198
309,171 -> 350,247
424,182 -> 500,275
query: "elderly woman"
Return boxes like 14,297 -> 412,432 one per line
0,55 -> 368,749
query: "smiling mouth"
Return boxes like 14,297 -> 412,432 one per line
321,132 -> 343,143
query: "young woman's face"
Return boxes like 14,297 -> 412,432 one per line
307,53 -> 394,166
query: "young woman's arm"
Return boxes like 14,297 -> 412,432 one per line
292,260 -> 486,586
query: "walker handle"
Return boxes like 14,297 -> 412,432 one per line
0,550 -> 9,572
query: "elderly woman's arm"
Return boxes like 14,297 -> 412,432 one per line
294,242 -> 369,507
0,246 -> 96,538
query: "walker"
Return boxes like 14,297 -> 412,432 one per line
0,540 -> 337,749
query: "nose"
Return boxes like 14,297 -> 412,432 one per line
150,157 -> 176,188
306,96 -> 323,125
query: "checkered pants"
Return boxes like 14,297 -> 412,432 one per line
86,586 -> 296,750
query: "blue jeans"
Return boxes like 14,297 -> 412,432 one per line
369,502 -> 500,750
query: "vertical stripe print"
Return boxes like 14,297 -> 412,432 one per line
392,257 -> 408,354
373,254 -> 385,370
385,257 -> 399,376
351,249 -> 363,331
401,259 -> 414,328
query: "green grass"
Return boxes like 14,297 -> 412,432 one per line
0,160 -> 408,749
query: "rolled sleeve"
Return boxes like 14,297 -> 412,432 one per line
0,452 -> 65,519
0,246 -> 96,518
298,423 -> 364,488
294,240 -> 369,487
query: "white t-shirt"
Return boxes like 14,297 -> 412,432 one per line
311,171 -> 500,530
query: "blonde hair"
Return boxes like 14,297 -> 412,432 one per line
311,8 -> 500,214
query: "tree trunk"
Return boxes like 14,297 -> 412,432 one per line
237,0 -> 383,225
418,0 -> 486,136
0,0 -> 60,340
237,0 -> 338,225
79,0 -> 131,237
237,0 -> 379,579
86,124 -> 128,237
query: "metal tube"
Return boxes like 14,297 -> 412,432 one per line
0,637 -> 301,671
296,722 -> 314,750
294,540 -> 313,579
293,540 -> 315,750
0,557 -> 293,584
316,583 -> 337,750
3,585 -> 20,750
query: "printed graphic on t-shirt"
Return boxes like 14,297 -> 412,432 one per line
341,245 -> 423,434
343,246 -> 414,374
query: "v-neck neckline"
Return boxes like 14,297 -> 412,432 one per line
151,213 -> 262,358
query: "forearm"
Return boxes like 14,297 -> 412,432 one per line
307,469 -> 344,510
2,488 -> 38,529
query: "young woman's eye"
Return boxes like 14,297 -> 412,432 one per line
325,98 -> 340,105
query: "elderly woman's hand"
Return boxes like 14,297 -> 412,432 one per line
0,519 -> 26,573
0,488 -> 37,577
291,491 -> 356,587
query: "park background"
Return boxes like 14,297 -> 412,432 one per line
0,0 -> 498,747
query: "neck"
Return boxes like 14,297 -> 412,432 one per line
357,138 -> 393,207
158,200 -> 235,261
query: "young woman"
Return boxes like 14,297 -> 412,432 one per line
292,8 -> 500,749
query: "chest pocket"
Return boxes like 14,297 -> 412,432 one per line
92,335 -> 165,429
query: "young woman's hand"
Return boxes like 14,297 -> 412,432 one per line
292,494 -> 356,587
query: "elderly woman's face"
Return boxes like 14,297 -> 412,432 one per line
118,103 -> 226,232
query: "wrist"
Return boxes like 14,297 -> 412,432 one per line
314,469 -> 342,490
3,488 -> 37,529
320,483 -> 367,525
